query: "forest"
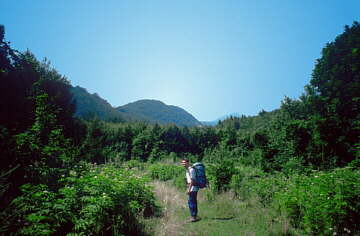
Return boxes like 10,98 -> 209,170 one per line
0,22 -> 359,235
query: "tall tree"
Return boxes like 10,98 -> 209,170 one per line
307,21 -> 360,165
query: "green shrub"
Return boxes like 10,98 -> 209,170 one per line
275,168 -> 360,235
231,167 -> 288,205
281,157 -> 306,175
123,159 -> 145,170
207,159 -> 236,193
240,148 -> 263,167
172,174 -> 187,191
147,163 -> 183,181
6,164 -> 155,235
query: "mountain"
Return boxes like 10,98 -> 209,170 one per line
71,86 -> 129,122
71,87 -> 201,126
116,99 -> 202,126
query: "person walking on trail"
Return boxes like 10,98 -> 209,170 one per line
181,158 -> 199,222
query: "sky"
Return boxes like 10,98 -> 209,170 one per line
1,1 -> 359,121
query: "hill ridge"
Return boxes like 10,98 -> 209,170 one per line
71,86 -> 201,126
116,99 -> 202,127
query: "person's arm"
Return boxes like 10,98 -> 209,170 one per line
187,180 -> 194,194
187,168 -> 196,194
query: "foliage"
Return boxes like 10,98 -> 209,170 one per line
306,21 -> 360,166
232,170 -> 288,206
116,99 -> 202,126
275,168 -> 360,235
71,86 -> 125,122
148,163 -> 184,182
123,159 -> 145,170
207,158 -> 236,193
4,164 -> 155,235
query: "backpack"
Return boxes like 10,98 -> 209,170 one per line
192,162 -> 207,188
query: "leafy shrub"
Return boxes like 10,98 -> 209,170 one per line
239,148 -> 263,167
6,164 -> 155,235
230,166 -> 288,205
147,163 -> 188,190
123,159 -> 145,170
281,157 -> 306,175
172,174 -> 187,191
147,163 -> 183,181
207,159 -> 236,193
275,168 -> 360,235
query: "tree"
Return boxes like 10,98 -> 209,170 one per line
307,21 -> 360,165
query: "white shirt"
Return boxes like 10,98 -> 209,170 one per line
186,167 -> 199,192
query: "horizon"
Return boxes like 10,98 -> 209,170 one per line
1,1 -> 360,121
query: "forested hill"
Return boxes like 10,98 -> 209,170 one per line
71,86 -> 202,126
71,86 -> 126,122
116,99 -> 202,126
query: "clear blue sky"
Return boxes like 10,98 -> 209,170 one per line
1,1 -> 359,121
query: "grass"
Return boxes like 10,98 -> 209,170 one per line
140,181 -> 186,236
141,181 -> 303,236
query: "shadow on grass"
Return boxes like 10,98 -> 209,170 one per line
209,216 -> 235,221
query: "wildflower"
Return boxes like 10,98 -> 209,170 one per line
315,175 -> 319,178
329,228 -> 333,231
94,176 -> 98,179
333,232 -> 337,235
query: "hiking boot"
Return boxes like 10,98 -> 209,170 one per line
188,216 -> 198,222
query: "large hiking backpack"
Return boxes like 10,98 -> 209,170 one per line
192,162 -> 207,188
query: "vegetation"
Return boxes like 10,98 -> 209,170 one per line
0,21 -> 359,235
71,86 -> 126,122
116,99 -> 202,127
71,86 -> 202,126
6,164 -> 155,235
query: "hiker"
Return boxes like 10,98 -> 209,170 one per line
181,158 -> 199,222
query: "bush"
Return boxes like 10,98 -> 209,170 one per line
123,159 -> 145,170
207,159 -> 236,193
172,174 -> 187,191
275,168 -> 360,235
147,163 -> 183,182
5,164 -> 155,235
230,166 -> 288,205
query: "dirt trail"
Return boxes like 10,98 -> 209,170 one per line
145,180 -> 297,236
150,181 -> 188,236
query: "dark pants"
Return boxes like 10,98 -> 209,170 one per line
188,191 -> 198,217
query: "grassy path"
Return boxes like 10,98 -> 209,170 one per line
143,181 -> 299,236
